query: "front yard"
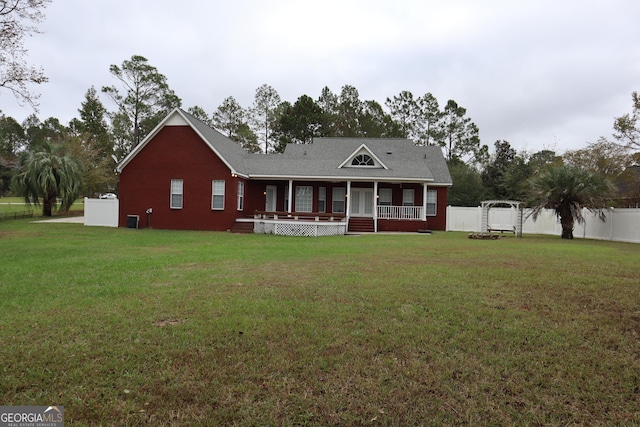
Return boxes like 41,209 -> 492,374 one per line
0,220 -> 638,425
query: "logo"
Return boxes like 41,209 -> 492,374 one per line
0,406 -> 64,427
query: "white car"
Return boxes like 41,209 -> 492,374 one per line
100,193 -> 118,199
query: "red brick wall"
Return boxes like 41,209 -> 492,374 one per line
118,126 -> 241,231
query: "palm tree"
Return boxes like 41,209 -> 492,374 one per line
527,165 -> 614,239
11,141 -> 82,216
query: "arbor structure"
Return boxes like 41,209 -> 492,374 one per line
0,0 -> 49,108
102,55 -> 181,157
11,140 -> 82,216
527,165 -> 614,239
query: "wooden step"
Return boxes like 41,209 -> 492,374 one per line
230,221 -> 254,234
348,218 -> 375,233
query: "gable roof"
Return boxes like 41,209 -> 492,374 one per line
116,108 -> 248,176
243,138 -> 452,185
117,109 -> 452,186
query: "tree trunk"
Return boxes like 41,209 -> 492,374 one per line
559,212 -> 574,239
42,190 -> 56,217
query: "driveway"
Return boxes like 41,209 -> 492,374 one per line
34,216 -> 84,224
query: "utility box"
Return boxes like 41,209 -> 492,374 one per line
126,215 -> 139,229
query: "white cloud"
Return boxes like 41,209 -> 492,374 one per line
2,0 -> 638,155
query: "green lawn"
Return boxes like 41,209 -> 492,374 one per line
0,197 -> 84,217
1,220 -> 639,426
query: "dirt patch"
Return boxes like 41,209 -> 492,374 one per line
152,318 -> 187,327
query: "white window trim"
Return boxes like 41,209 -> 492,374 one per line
295,185 -> 313,213
403,188 -> 415,207
332,187 -> 346,213
237,181 -> 244,211
170,179 -> 183,209
426,189 -> 437,216
318,186 -> 326,213
212,180 -> 225,210
379,188 -> 392,206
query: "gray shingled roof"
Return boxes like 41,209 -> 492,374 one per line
133,109 -> 452,186
242,138 -> 452,185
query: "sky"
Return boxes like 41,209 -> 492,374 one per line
2,0 -> 639,155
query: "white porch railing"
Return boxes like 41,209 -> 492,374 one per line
377,205 -> 423,220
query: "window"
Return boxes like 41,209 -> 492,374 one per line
295,186 -> 313,212
170,179 -> 183,209
378,188 -> 392,206
332,187 -> 345,213
426,189 -> 437,216
318,187 -> 326,213
212,180 -> 225,210
237,182 -> 244,211
351,154 -> 374,166
402,189 -> 414,206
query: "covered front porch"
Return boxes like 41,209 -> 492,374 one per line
240,178 -> 442,235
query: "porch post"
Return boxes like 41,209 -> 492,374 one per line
422,183 -> 427,221
373,181 -> 378,233
346,181 -> 351,219
288,179 -> 293,213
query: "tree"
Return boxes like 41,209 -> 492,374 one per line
0,113 -> 25,156
613,91 -> 640,150
250,84 -> 281,153
564,137 -> 633,178
11,140 -> 82,216
417,92 -> 442,146
186,105 -> 212,126
385,90 -> 422,141
0,112 -> 24,195
0,0 -> 50,109
527,165 -> 614,239
335,85 -> 363,137
447,158 -> 486,206
102,55 -> 181,156
274,95 -> 323,146
70,87 -> 111,157
359,100 -> 401,138
213,96 -> 260,153
438,100 -> 485,163
481,140 -> 517,199
317,86 -> 339,136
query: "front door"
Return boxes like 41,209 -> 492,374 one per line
265,185 -> 277,211
350,188 -> 374,217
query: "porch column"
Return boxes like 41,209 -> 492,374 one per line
422,183 -> 427,221
288,179 -> 293,213
346,181 -> 351,219
373,181 -> 378,233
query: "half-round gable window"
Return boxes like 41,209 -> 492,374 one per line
352,154 -> 374,166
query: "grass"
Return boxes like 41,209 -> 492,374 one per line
0,220 -> 639,426
0,197 -> 84,217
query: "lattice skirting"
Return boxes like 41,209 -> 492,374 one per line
254,221 -> 346,237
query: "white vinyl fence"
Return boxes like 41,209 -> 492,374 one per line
84,198 -> 119,227
446,206 -> 640,243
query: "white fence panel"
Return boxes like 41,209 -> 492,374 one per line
84,197 -> 119,227
447,206 -> 640,243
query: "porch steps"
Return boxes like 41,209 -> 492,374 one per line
230,221 -> 254,234
348,217 -> 375,233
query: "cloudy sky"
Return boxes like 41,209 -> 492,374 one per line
3,0 -> 639,154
